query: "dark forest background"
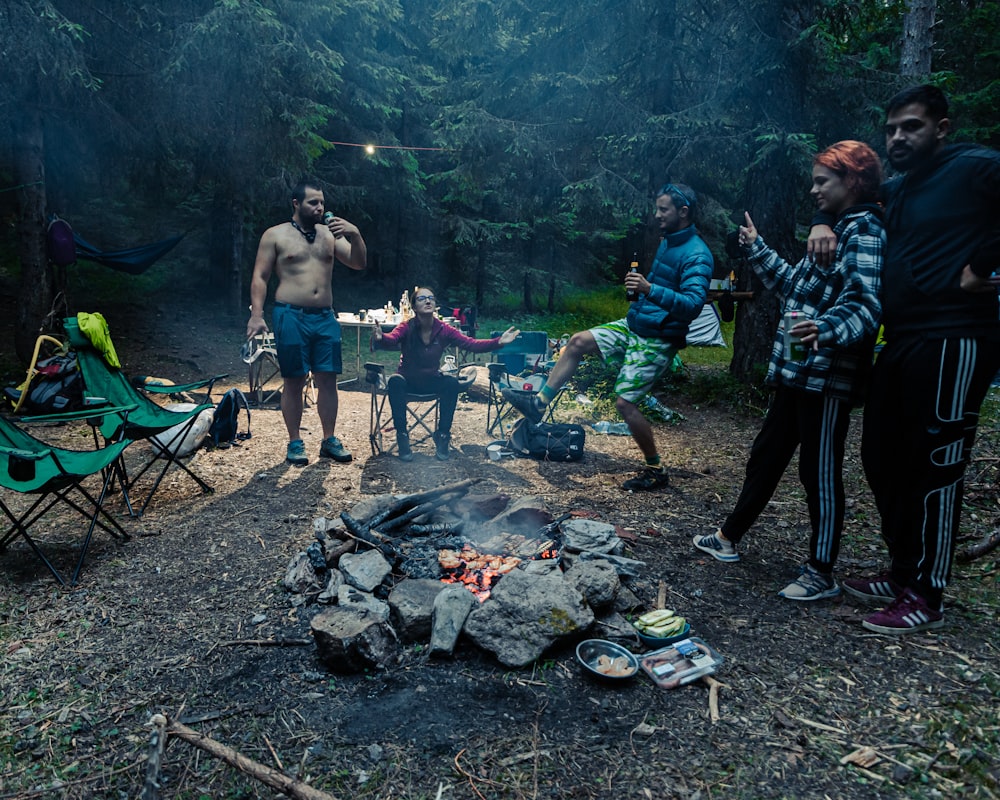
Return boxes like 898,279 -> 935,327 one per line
1,0 -> 998,379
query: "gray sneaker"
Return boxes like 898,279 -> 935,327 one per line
778,564 -> 840,601
319,435 -> 352,463
501,388 -> 544,424
692,530 -> 740,562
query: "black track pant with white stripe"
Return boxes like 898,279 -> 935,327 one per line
722,386 -> 853,573
861,334 -> 1000,609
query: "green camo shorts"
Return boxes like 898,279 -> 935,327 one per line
590,318 -> 680,403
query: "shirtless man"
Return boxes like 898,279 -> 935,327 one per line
246,177 -> 367,466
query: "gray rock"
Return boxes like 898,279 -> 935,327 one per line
337,584 -> 389,619
339,549 -> 392,592
317,570 -> 344,605
311,606 -> 398,673
563,559 -> 620,610
283,552 -> 321,594
388,579 -> 448,642
429,584 -> 476,656
561,518 -> 624,555
463,569 -> 594,667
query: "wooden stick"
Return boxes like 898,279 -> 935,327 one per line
217,638 -> 312,648
164,717 -> 339,800
656,580 -> 667,610
140,714 -> 168,800
702,675 -> 723,723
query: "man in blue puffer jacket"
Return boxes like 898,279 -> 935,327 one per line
504,183 -> 713,490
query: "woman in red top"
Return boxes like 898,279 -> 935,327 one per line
373,287 -> 518,460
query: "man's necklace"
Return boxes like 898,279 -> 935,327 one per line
290,219 -> 316,244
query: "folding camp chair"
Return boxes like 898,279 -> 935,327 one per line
363,363 -> 441,456
486,331 -> 563,437
0,407 -> 135,586
64,316 -> 221,516
242,333 -> 315,408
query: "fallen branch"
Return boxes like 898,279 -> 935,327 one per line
141,714 -> 168,800
957,528 -> 1000,562
164,716 -> 338,800
217,638 -> 312,648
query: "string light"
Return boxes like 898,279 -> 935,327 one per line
327,140 -> 450,153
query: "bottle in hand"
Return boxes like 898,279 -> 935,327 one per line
625,252 -> 640,301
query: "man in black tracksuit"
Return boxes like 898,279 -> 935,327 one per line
810,84 -> 1000,633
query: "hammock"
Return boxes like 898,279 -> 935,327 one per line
73,232 -> 184,275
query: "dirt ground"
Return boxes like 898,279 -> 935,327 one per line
2,293 -> 999,799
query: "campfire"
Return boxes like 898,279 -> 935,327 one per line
298,478 -> 635,671
439,531 -> 562,601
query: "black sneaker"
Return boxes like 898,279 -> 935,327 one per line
434,431 -> 451,461
501,388 -> 543,424
778,564 -> 841,601
622,466 -> 669,491
396,433 -> 413,462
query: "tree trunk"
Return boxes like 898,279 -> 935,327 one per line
12,108 -> 53,364
901,0 -> 936,76
730,141 -> 801,386
228,204 -> 244,313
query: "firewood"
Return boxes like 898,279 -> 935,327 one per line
163,717 -> 339,800
366,479 -> 479,529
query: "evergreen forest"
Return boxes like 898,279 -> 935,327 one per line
2,0 -> 999,373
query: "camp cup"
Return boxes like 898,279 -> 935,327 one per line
487,444 -> 503,461
359,309 -> 367,322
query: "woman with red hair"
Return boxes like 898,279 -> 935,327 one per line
694,140 -> 885,601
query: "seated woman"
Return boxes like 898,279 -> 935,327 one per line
372,287 -> 518,460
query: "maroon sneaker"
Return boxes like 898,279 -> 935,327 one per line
861,588 -> 944,634
842,572 -> 902,604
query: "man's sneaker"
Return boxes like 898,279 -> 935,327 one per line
434,431 -> 451,461
501,388 -> 544,424
692,530 -> 740,562
319,436 -> 352,463
778,564 -> 841,601
842,572 -> 903,604
622,466 -> 670,491
862,588 -> 944,634
396,433 -> 413,462
286,439 -> 308,466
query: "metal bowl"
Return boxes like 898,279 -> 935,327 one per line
575,639 -> 639,681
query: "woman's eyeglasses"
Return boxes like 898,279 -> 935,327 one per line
414,294 -> 435,303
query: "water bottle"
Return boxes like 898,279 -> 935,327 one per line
592,421 -> 630,435
643,395 -> 683,423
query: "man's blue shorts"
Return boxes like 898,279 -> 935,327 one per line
272,302 -> 342,377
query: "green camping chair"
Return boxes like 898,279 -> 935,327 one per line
64,317 -> 223,516
0,408 -> 136,586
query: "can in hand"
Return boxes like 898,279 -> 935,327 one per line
783,311 -> 809,362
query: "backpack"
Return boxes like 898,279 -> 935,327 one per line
208,388 -> 252,447
46,216 -> 77,267
508,418 -> 586,462
4,353 -> 84,414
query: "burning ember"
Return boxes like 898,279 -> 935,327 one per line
438,535 -> 561,601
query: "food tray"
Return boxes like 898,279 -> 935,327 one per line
639,636 -> 722,690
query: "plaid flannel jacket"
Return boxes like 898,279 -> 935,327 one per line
746,205 -> 885,405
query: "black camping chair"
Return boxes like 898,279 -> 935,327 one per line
364,363 -> 441,456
